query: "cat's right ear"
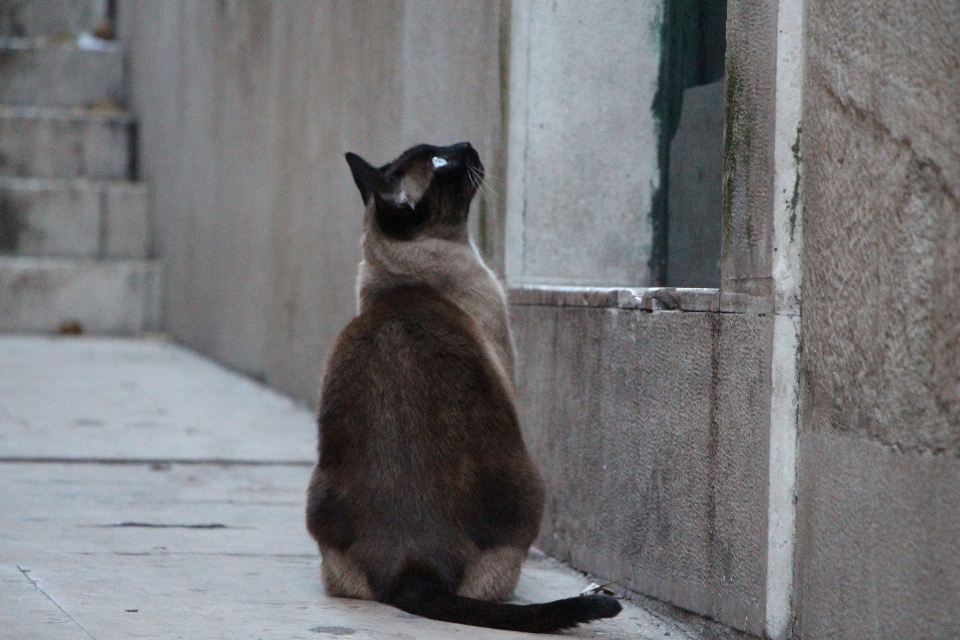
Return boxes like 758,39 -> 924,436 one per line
345,152 -> 388,206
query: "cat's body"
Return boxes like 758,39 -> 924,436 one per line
305,142 -> 620,633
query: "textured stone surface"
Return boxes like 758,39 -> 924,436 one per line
504,0 -> 660,287
801,0 -> 960,455
795,0 -> 960,637
512,304 -> 772,635
119,0 -> 509,402
0,40 -> 123,108
721,0 -> 777,296
102,180 -> 149,258
0,106 -> 132,179
0,256 -> 159,334
794,432 -> 960,639
0,177 -> 101,257
0,177 -> 147,259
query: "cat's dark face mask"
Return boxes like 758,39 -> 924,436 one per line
345,142 -> 484,241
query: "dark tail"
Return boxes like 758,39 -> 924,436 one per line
382,575 -> 622,634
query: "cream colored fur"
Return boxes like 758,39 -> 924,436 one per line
321,548 -> 375,599
458,546 -> 527,601
356,204 -> 516,388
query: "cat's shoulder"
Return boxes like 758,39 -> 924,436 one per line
332,284 -> 483,360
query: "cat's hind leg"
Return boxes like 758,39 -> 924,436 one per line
457,546 -> 526,602
320,548 -> 375,600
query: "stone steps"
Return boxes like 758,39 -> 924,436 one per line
0,37 -> 123,107
0,176 -> 148,259
1,0 -> 106,38
0,256 -> 161,335
0,105 -> 133,180
0,0 -> 159,337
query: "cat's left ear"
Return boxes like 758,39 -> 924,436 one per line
345,152 -> 389,206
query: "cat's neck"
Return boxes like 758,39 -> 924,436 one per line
357,234 -> 516,386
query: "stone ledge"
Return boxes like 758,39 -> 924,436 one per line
508,285 -> 774,315
0,36 -> 120,53
0,104 -> 133,123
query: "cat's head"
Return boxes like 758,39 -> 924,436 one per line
345,142 -> 484,242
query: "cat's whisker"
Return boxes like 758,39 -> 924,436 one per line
480,171 -> 505,186
477,177 -> 501,204
469,166 -> 501,203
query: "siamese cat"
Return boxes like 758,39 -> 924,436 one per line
305,142 -> 621,633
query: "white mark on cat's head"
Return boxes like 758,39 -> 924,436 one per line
431,156 -> 448,169
398,175 -> 425,204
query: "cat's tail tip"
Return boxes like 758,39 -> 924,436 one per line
384,575 -> 623,634
580,593 -> 624,620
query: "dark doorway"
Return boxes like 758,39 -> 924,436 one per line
650,0 -> 727,287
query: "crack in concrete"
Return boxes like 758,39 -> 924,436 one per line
85,522 -> 237,529
17,565 -> 98,640
824,84 -> 960,204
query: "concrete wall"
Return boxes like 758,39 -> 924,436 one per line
795,0 -> 960,637
511,294 -> 772,635
118,0 -> 509,401
504,0 -> 661,287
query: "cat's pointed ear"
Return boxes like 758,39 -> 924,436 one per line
345,152 -> 388,206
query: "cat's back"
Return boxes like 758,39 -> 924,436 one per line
324,283 -> 499,397
314,283 -> 538,577
319,283 -> 521,465
337,283 -> 482,365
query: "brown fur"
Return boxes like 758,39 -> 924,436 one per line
305,143 -> 619,633
307,284 -> 544,601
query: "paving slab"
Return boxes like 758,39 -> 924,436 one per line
0,336 -> 313,460
1,565 -> 93,640
0,336 -> 681,638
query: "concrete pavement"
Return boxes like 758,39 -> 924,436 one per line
0,335 -> 691,639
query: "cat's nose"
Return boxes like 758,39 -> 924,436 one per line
450,141 -> 479,164
446,141 -> 482,176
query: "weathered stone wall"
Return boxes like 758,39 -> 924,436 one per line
504,0 -> 661,287
511,293 -> 772,636
795,0 -> 960,636
720,0 -> 778,298
118,0 -> 509,401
